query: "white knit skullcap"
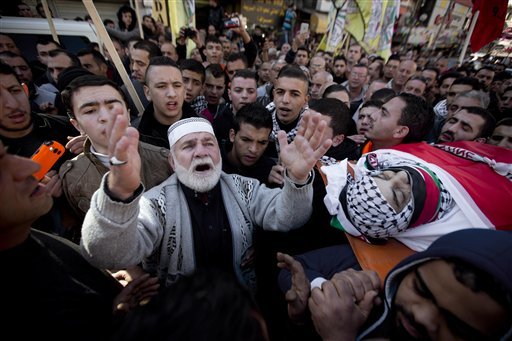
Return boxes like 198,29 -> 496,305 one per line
167,117 -> 215,148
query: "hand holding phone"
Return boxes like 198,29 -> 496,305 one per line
299,22 -> 310,40
31,140 -> 65,181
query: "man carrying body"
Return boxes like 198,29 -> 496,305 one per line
80,111 -> 332,290
438,106 -> 495,144
278,228 -> 512,340
487,117 -> 512,150
364,93 -> 433,152
59,75 -> 171,239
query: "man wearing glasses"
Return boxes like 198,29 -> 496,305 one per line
341,64 -> 369,105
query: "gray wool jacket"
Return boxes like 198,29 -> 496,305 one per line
81,171 -> 314,290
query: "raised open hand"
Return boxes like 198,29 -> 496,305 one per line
277,110 -> 332,183
106,112 -> 141,200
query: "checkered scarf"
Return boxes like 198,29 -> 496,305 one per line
266,102 -> 305,154
342,154 -> 454,240
345,172 -> 414,239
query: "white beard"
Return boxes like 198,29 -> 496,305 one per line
173,155 -> 222,192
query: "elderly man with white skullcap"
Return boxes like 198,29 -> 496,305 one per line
81,112 -> 332,291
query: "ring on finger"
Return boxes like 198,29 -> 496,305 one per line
109,156 -> 128,166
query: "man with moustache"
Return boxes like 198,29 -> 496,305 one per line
80,110 -> 332,291
137,57 -> 196,148
437,106 -> 495,144
0,62 -> 77,235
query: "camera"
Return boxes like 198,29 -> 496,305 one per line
183,27 -> 196,39
224,17 -> 240,29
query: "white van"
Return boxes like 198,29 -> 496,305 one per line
0,16 -> 99,61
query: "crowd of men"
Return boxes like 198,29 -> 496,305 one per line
1,2 -> 511,339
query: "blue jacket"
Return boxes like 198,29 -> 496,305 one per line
358,228 -> 512,340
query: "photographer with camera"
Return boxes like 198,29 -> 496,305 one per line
176,14 -> 257,69
176,25 -> 204,63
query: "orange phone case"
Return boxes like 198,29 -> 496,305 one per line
31,140 -> 65,181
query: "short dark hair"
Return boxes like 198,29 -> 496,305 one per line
77,48 -> 107,66
227,53 -> 248,67
61,75 -> 128,119
322,84 -> 348,98
333,55 -> 346,63
233,102 -> 272,132
0,61 -> 20,82
495,117 -> 512,128
395,93 -> 434,143
371,88 -> 396,103
232,69 -> 257,84
451,77 -> 481,91
205,63 -> 225,79
361,99 -> 384,110
476,66 -> 495,74
297,46 -> 309,57
48,49 -> 81,67
0,51 -> 30,66
179,58 -> 205,83
132,40 -> 162,59
145,56 -> 180,82
438,71 -> 462,84
386,54 -> 401,63
103,18 -> 115,26
205,35 -> 222,46
277,64 -> 309,86
35,37 -> 62,49
460,106 -> 496,139
309,98 -> 351,136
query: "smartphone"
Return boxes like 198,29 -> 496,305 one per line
224,17 -> 240,29
300,22 -> 309,34
31,140 -> 65,181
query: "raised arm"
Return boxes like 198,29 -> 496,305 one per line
278,110 -> 332,183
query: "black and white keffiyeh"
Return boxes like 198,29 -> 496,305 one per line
345,173 -> 414,239
266,102 -> 305,154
